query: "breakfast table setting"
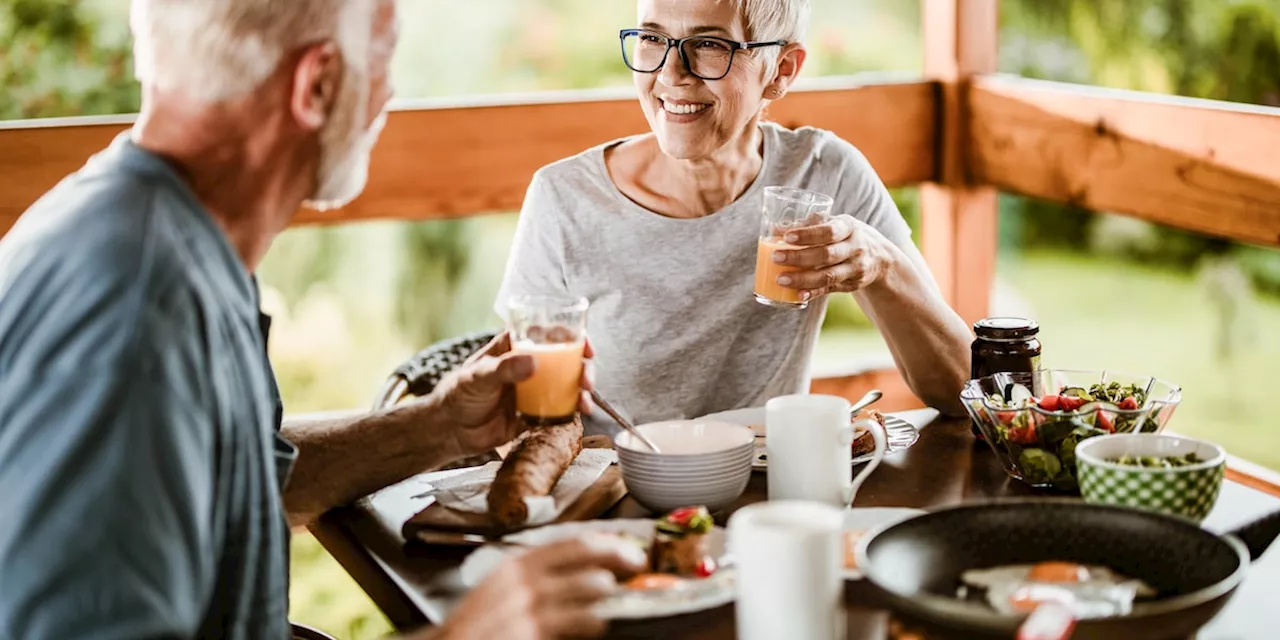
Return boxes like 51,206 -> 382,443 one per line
313,406 -> 1280,640
312,187 -> 1280,639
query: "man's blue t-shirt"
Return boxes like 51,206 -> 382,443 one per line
0,133 -> 297,639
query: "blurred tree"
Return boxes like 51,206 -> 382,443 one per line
1000,0 -> 1280,284
395,220 -> 473,347
0,0 -> 138,118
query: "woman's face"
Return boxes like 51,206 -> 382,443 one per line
633,0 -> 774,161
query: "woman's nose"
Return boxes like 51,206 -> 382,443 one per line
656,45 -> 695,85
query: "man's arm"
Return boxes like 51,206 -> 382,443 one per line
0,359 -> 216,639
280,396 -> 464,527
281,334 -> 540,527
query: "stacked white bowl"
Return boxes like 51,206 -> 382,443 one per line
615,419 -> 756,513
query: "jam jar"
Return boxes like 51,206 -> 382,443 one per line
970,317 -> 1042,439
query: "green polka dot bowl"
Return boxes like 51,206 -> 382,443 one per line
1076,433 -> 1226,523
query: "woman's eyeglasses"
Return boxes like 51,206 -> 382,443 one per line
619,28 -> 787,81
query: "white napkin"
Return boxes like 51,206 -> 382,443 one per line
423,449 -> 617,526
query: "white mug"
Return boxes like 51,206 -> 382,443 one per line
728,500 -> 846,640
764,393 -> 887,507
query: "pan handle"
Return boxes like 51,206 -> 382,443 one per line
1226,508 -> 1280,562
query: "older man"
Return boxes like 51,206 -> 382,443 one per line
0,1 -> 640,639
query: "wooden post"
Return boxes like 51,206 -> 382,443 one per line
921,0 -> 999,326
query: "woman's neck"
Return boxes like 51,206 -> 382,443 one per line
615,120 -> 765,219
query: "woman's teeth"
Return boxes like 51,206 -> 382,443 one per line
662,100 -> 710,115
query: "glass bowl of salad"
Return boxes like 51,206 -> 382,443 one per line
961,369 -> 1182,493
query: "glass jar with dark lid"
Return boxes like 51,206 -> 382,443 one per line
969,317 -> 1043,438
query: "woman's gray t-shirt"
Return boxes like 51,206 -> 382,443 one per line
495,122 -> 912,435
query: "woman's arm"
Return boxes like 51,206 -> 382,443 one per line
852,238 -> 973,416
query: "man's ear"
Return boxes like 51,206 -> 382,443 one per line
291,42 -> 342,131
764,42 -> 807,99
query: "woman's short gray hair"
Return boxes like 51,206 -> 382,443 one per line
723,0 -> 810,77
727,0 -> 811,43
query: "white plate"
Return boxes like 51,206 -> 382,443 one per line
840,507 -> 926,579
458,519 -> 734,620
699,407 -> 922,470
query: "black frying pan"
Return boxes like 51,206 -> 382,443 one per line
856,500 -> 1280,640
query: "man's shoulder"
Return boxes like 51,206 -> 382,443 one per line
0,167 -> 216,371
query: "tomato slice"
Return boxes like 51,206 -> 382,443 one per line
1096,411 -> 1115,433
1009,425 -> 1038,445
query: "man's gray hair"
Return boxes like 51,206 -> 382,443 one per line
129,0 -> 379,103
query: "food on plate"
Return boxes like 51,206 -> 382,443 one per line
1108,453 -> 1203,468
651,506 -> 717,577
967,380 -> 1161,489
958,561 -> 1157,619
843,529 -> 867,570
487,418 -> 584,529
852,409 -> 886,458
612,506 -> 721,592
623,572 -> 684,591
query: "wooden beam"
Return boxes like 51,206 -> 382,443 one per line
920,0 -> 999,326
0,80 -> 936,238
970,75 -> 1280,247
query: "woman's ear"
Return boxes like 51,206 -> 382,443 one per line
764,42 -> 807,100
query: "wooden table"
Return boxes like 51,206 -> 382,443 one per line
310,411 -> 1280,639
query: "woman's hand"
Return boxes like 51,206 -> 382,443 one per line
770,214 -> 902,299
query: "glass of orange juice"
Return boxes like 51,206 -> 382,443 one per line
753,186 -> 834,309
507,294 -> 589,427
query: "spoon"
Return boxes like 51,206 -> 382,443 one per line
589,389 -> 663,454
848,389 -> 883,416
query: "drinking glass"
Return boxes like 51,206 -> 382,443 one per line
753,186 -> 834,309
506,294 -> 589,427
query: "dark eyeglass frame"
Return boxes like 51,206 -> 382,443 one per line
618,28 -> 788,81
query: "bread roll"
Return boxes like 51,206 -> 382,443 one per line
487,419 -> 583,529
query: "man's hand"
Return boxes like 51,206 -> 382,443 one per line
430,332 -> 594,462
434,535 -> 646,640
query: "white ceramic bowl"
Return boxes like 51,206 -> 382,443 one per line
616,419 -> 756,455
615,420 -> 756,513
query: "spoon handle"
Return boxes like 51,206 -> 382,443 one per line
849,389 -> 883,416
589,389 -> 662,453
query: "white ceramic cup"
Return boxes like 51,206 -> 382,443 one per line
728,500 -> 846,640
764,393 -> 887,507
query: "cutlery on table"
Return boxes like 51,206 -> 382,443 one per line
590,389 -> 662,454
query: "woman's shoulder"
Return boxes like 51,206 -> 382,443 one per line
762,121 -> 873,168
530,133 -> 650,186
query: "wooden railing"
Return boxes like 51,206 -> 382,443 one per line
2,2 -> 1280,473
0,78 -> 936,234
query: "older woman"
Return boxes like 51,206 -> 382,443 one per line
495,0 -> 973,434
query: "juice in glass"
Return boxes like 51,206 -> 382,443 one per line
513,337 -> 585,424
507,295 -> 589,426
754,237 -> 804,305
753,186 -> 834,309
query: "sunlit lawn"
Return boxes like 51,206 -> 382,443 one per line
288,248 -> 1280,638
